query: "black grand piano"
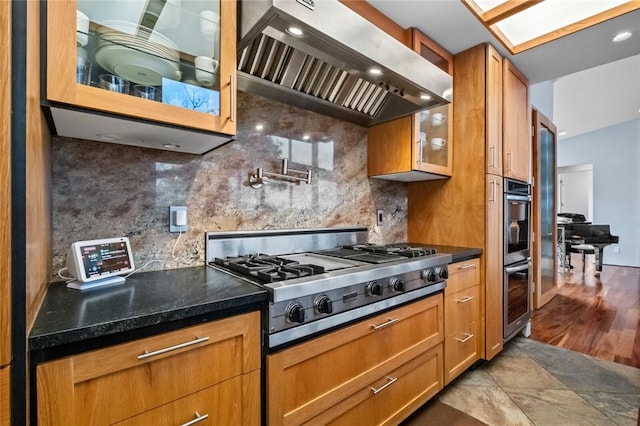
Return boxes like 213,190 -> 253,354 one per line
558,213 -> 619,272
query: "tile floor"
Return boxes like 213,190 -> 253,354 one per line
435,337 -> 640,425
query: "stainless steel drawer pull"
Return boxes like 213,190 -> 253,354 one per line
457,264 -> 476,270
456,333 -> 474,343
371,318 -> 399,330
456,296 -> 474,304
137,336 -> 210,360
181,412 -> 209,426
371,376 -> 398,395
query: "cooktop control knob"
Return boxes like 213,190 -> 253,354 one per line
438,267 -> 449,280
315,295 -> 333,314
366,281 -> 384,296
422,268 -> 435,283
286,302 -> 305,324
390,277 -> 406,292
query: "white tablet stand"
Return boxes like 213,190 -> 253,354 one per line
66,276 -> 126,291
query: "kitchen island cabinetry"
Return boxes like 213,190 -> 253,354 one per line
44,0 -> 236,153
444,258 -> 481,384
267,295 -> 443,426
367,29 -> 453,181
36,311 -> 260,426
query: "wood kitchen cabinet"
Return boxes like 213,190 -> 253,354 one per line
367,29 -> 453,181
44,0 -> 236,154
485,174 -> 504,360
485,44 -> 503,175
1,1 -> 11,423
409,43 -> 530,364
36,312 -> 260,426
503,59 -> 531,183
267,295 -> 443,426
444,259 -> 481,384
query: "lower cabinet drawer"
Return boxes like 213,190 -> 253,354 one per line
307,344 -> 443,426
37,312 -> 260,425
113,375 -> 243,426
267,295 -> 443,426
444,320 -> 480,384
445,285 -> 480,334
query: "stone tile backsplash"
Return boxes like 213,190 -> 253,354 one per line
50,92 -> 408,277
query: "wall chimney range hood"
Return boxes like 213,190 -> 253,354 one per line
237,0 -> 453,127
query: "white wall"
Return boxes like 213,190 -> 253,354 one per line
557,118 -> 640,267
554,54 -> 640,140
530,80 -> 554,119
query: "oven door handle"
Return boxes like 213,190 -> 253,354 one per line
505,263 -> 531,274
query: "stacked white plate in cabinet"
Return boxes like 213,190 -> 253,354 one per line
95,21 -> 181,86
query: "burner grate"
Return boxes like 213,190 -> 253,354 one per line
213,254 -> 326,282
256,264 -> 325,283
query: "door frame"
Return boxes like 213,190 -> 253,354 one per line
532,108 -> 558,309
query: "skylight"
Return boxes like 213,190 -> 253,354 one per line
461,0 -> 640,54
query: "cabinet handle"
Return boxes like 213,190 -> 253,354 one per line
456,333 -> 474,343
457,264 -> 476,270
371,317 -> 399,330
181,412 -> 209,426
456,295 -> 474,304
506,151 -> 513,171
370,376 -> 398,395
489,145 -> 495,168
416,138 -> 424,164
230,74 -> 236,123
137,336 -> 210,360
489,180 -> 496,203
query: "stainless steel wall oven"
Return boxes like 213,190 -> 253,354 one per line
504,178 -> 531,265
503,259 -> 531,340
503,178 -> 532,341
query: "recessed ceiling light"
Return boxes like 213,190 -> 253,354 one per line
286,26 -> 304,37
612,31 -> 632,42
558,130 -> 568,136
255,124 -> 264,131
368,67 -> 383,76
302,134 -> 310,141
420,94 -> 432,101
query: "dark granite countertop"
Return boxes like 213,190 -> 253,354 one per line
410,244 -> 482,263
29,266 -> 267,352
434,245 -> 482,263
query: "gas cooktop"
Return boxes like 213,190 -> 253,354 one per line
205,228 -> 451,349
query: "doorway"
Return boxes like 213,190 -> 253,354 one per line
557,164 -> 593,221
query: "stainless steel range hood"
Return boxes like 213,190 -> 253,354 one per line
237,0 -> 453,127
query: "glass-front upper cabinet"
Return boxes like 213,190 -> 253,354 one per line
413,104 -> 451,176
367,29 -> 452,181
45,0 -> 236,142
411,29 -> 452,176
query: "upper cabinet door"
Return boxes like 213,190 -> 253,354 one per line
410,29 -> 453,177
485,44 -> 502,176
502,59 -> 531,183
46,0 -> 236,136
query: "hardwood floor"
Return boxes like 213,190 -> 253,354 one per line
530,253 -> 640,369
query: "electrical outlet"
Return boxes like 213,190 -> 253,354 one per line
169,206 -> 188,232
376,209 -> 384,226
613,245 -> 620,253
